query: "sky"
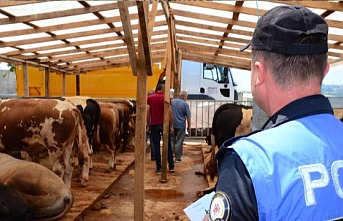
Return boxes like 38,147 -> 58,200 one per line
232,64 -> 343,92
1,62 -> 342,92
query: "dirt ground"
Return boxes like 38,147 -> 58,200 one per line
73,139 -> 212,221
73,109 -> 343,221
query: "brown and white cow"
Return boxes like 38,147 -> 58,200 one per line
0,98 -> 90,187
0,153 -> 73,220
111,99 -> 136,152
93,102 -> 121,169
200,103 -> 252,181
197,103 -> 253,197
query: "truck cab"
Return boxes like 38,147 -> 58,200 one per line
181,60 -> 238,101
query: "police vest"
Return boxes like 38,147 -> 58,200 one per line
233,113 -> 343,220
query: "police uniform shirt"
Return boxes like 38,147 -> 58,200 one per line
214,94 -> 343,221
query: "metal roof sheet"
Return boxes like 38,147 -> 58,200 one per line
0,1 -> 342,74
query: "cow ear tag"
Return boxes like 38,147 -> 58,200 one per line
209,191 -> 231,221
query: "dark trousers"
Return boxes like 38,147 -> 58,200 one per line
150,124 -> 174,170
146,128 -> 155,160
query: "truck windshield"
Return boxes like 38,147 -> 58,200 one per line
203,63 -> 230,84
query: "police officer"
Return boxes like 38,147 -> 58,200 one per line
205,5 -> 343,221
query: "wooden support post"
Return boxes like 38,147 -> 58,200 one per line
76,74 -> 80,96
134,1 -> 149,221
161,27 -> 172,183
44,67 -> 50,97
134,55 -> 147,221
175,50 -> 183,98
61,73 -> 66,96
22,62 -> 29,97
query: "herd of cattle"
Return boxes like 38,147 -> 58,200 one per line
0,97 -> 258,220
7,97 -> 340,220
0,96 -> 136,220
2,95 -> 341,220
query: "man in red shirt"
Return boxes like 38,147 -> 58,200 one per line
147,83 -> 174,173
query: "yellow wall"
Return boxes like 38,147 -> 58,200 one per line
16,64 -> 163,98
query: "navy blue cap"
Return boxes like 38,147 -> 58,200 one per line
240,5 -> 328,55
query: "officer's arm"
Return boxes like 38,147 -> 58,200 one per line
215,149 -> 258,221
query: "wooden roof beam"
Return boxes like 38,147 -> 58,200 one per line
4,26 -> 166,57
182,53 -> 251,70
177,41 -> 251,59
148,2 -> 158,40
215,1 -> 244,56
58,51 -> 165,72
118,1 -> 143,76
78,1 -> 124,41
16,34 -> 167,61
177,29 -> 250,44
170,8 -> 256,30
136,1 -> 152,76
0,26 -> 124,48
0,16 -> 122,38
0,2 -> 120,25
0,54 -> 74,74
39,42 -> 166,64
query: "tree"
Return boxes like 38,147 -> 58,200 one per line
7,63 -> 15,72
0,62 -> 15,78
0,62 -> 15,72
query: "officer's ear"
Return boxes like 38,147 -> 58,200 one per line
252,60 -> 265,87
323,62 -> 330,78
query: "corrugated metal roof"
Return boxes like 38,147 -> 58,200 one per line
0,1 -> 342,74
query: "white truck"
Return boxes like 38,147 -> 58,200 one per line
177,60 -> 239,136
177,60 -> 268,137
180,60 -> 239,101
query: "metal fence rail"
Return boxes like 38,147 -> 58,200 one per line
187,100 -> 253,138
2,95 -> 343,138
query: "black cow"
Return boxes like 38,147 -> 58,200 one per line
62,97 -> 101,170
209,103 -> 252,177
0,183 -> 33,221
63,97 -> 101,147
196,103 -> 252,197
78,98 -> 101,147
212,103 -> 252,148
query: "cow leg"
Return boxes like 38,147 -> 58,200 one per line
76,141 -> 90,187
80,152 -> 90,187
62,148 -> 73,188
48,148 -> 70,187
74,121 -> 91,187
89,152 -> 93,170
108,147 -> 116,170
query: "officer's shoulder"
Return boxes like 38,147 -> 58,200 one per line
215,146 -> 237,161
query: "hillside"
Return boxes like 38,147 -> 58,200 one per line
322,85 -> 343,97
